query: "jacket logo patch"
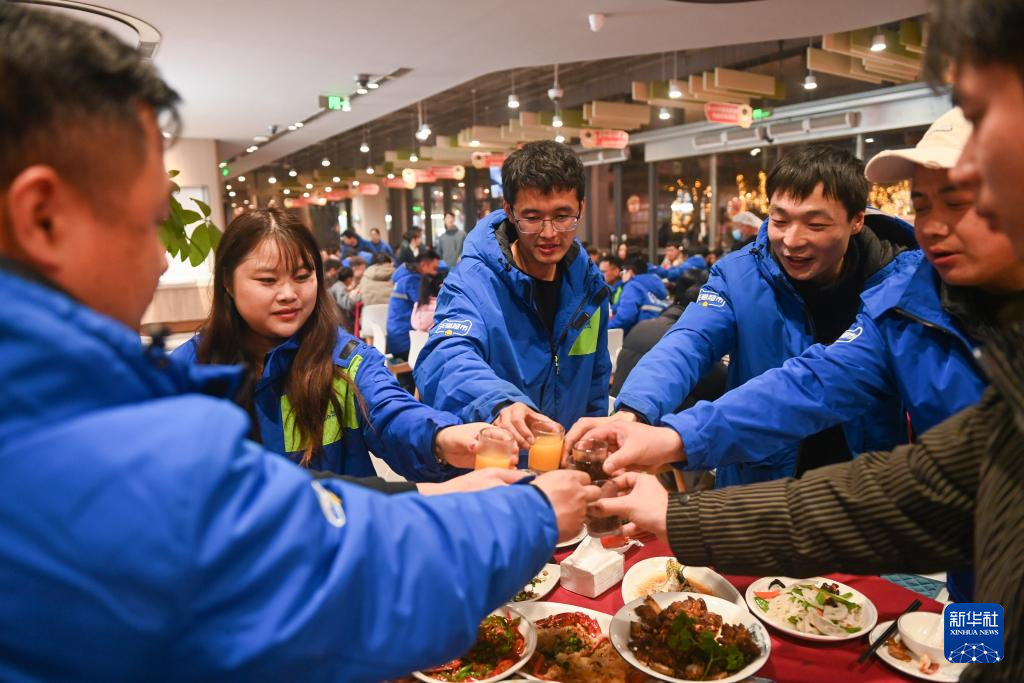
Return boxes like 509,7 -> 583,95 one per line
311,481 -> 347,528
836,326 -> 863,343
434,319 -> 473,337
696,287 -> 726,309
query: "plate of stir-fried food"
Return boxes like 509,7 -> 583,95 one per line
415,607 -> 537,682
610,593 -> 769,682
513,602 -> 647,683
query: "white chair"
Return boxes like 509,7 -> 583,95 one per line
607,328 -> 625,374
359,304 -> 389,343
408,330 -> 429,369
368,321 -> 387,357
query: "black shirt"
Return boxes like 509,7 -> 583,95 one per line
532,265 -> 563,335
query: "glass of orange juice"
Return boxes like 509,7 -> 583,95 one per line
474,427 -> 517,470
528,421 -> 564,473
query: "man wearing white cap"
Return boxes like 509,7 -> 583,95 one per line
729,210 -> 763,249
568,108 -> 1024,603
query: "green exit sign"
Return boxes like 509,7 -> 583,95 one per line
323,95 -> 351,112
753,108 -> 774,121
221,166 -> 230,177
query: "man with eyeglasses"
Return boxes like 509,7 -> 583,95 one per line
415,141 -> 611,448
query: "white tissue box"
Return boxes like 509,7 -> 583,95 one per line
559,537 -> 625,598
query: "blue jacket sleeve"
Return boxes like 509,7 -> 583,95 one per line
353,343 -> 462,482
414,273 -> 535,422
609,282 -> 641,331
660,314 -> 898,471
175,402 -> 557,681
615,269 -> 737,423
586,303 -> 612,417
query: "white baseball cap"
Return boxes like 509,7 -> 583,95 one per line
732,211 -> 763,229
865,107 -> 971,183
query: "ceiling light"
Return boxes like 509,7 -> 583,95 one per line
367,80 -> 380,90
668,82 -> 683,99
303,192 -> 310,198
237,175 -> 246,182
366,166 -> 375,174
253,135 -> 269,143
508,93 -> 519,109
268,175 -> 277,184
231,203 -> 237,208
658,106 -> 671,121
552,114 -> 563,128
243,200 -> 249,205
225,184 -> 232,190
287,124 -> 296,131
228,191 -> 236,197
332,176 -> 341,183
802,73 -> 818,90
554,134 -> 566,143
294,122 -> 304,128
387,172 -> 395,180
246,145 -> 259,153
325,186 -> 333,193
415,123 -> 432,142
457,181 -> 465,188
321,157 -> 331,167
283,188 -> 290,195
871,31 -> 886,52
469,139 -> 481,148
359,141 -> 370,153
750,147 -> 761,157
218,161 -> 227,168
865,137 -> 875,143
352,180 -> 360,187
288,169 -> 298,177
409,152 -> 419,163
305,183 -> 313,189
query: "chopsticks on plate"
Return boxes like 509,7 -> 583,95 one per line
857,598 -> 922,664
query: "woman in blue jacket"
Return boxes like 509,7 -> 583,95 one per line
174,208 -> 486,480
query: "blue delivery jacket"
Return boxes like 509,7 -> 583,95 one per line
651,254 -> 708,280
0,265 -> 558,682
617,213 -> 915,487
415,210 -> 612,429
662,250 -> 984,601
609,272 -> 670,334
367,239 -> 395,257
173,329 -> 460,481
386,263 -> 420,355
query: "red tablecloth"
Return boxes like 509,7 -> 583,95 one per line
548,537 -> 943,683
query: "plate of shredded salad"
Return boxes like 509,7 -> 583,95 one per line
744,576 -> 877,642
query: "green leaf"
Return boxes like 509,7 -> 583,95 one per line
170,181 -> 181,194
208,224 -> 222,251
188,244 -> 206,267
167,169 -> 180,178
193,198 -> 212,218
180,209 -> 202,225
191,223 -> 211,252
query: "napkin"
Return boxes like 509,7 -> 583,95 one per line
559,536 -> 625,598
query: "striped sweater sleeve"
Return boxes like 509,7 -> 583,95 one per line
667,394 -> 993,577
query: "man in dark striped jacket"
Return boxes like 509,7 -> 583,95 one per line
589,2 -> 1024,680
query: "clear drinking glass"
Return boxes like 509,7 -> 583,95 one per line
528,421 -> 564,473
474,427 -> 517,470
569,438 -> 622,537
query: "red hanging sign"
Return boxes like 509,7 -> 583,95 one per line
579,129 -> 630,150
704,102 -> 753,128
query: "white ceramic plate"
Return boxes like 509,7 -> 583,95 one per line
868,621 -> 967,682
610,591 -> 771,683
745,576 -> 878,643
414,606 -> 538,683
510,564 -> 561,603
514,602 -> 619,682
621,556 -> 745,609
555,526 -> 587,549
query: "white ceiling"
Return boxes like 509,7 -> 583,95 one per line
103,0 -> 927,174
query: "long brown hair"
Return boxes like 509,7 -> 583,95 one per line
198,208 -> 360,467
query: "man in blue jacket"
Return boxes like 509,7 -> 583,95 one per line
387,248 -> 439,358
610,256 -> 670,334
367,227 -> 394,257
0,7 -> 598,681
415,141 -> 611,448
341,228 -> 373,257
599,254 -> 625,316
568,145 -> 916,486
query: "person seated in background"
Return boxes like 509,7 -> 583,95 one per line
598,254 -> 624,315
347,255 -> 367,287
412,270 -> 447,332
650,245 -> 708,281
616,240 -> 630,262
0,6 -> 600,679
396,227 -> 422,267
329,265 -> 358,330
612,281 -> 727,410
387,248 -> 440,361
706,248 -> 723,267
729,210 -> 762,249
174,209 -> 486,480
366,227 -> 394,257
609,255 -> 670,335
340,228 -> 372,257
361,251 -> 395,306
586,245 -> 601,264
660,242 -> 685,269
415,141 -> 611,448
323,256 -> 341,287
567,144 -> 917,487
